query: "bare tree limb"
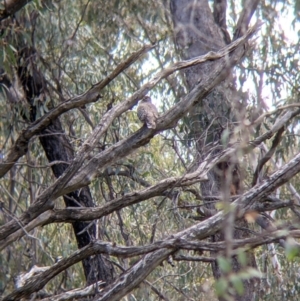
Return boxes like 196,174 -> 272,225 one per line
173,254 -> 216,262
0,165 -> 290,251
94,149 -> 300,301
40,281 -> 104,301
233,0 -> 260,40
0,160 -> 210,249
252,126 -> 285,186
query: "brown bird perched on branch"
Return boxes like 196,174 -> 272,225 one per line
137,96 -> 159,129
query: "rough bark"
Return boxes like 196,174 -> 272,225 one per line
170,1 -> 260,300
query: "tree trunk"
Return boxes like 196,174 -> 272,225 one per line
39,119 -> 114,285
170,1 -> 258,300
17,48 -> 114,286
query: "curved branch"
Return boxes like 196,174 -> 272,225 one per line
3,161 -> 300,299
1,143 -> 296,250
252,126 -> 285,186
92,149 -> 300,301
40,281 -> 104,301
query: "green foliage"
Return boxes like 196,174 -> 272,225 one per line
215,263 -> 262,300
1,0 -> 300,300
285,237 -> 300,261
215,277 -> 229,298
217,257 -> 232,273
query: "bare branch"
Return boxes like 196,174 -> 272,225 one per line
94,150 -> 300,301
233,0 -> 260,40
173,254 -> 215,262
252,126 -> 285,186
40,281 -> 104,301
4,159 -> 300,300
0,161 -> 210,249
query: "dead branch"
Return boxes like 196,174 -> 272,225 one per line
252,126 -> 285,186
39,281 -> 104,301
173,254 -> 216,262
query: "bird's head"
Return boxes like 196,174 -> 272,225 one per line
142,96 -> 152,103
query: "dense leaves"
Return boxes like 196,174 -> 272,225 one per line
0,0 -> 300,300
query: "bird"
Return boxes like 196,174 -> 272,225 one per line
137,96 -> 159,129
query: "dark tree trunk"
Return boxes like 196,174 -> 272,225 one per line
16,47 -> 114,286
170,1 -> 258,300
39,119 -> 114,285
